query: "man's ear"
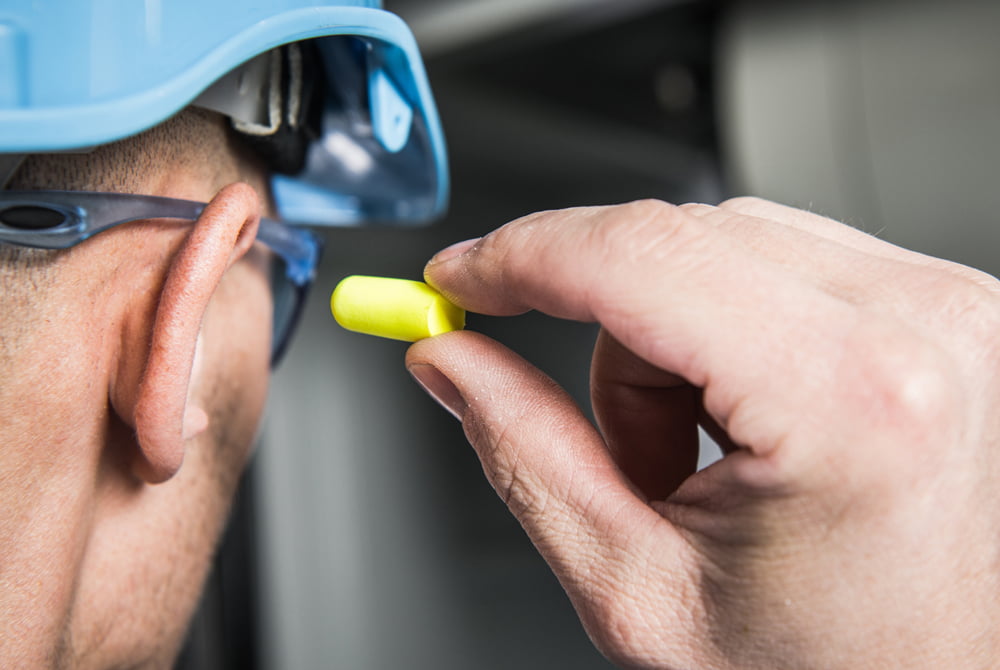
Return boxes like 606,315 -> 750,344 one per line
112,183 -> 262,484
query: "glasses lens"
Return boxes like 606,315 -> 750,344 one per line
269,254 -> 301,363
259,220 -> 320,365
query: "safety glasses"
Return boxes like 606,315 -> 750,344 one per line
0,190 -> 322,365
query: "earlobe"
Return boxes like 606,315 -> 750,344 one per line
120,183 -> 262,483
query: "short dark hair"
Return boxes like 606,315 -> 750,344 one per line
8,107 -> 232,193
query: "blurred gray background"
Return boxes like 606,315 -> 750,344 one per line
179,0 -> 1000,667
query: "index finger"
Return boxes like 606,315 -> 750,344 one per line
428,199 -> 849,393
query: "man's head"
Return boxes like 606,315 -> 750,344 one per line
0,107 -> 277,667
0,2 -> 446,667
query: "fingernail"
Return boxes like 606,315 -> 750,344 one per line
408,364 -> 467,421
430,238 -> 481,265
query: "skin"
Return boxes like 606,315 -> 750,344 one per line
407,197 -> 1000,669
0,123 -> 274,667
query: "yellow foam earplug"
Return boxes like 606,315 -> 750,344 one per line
331,275 -> 466,342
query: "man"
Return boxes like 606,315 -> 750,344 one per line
6,3 -> 998,670
0,1 -> 446,666
1,107 -> 276,667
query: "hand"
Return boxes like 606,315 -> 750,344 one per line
405,198 -> 1000,669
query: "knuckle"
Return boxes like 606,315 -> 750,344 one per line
718,195 -> 768,214
677,202 -> 722,224
597,616 -> 639,663
589,199 -> 704,266
606,198 -> 674,235
585,577 -> 692,669
622,197 -> 673,219
619,198 -> 679,240
932,279 -> 1000,348
852,326 -> 955,439
585,583 -> 646,662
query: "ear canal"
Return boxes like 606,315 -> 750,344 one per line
131,183 -> 262,483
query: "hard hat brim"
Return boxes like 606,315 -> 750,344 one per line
0,5 -> 448,226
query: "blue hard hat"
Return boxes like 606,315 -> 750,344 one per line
0,0 -> 448,226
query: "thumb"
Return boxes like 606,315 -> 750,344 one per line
406,331 -> 702,666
